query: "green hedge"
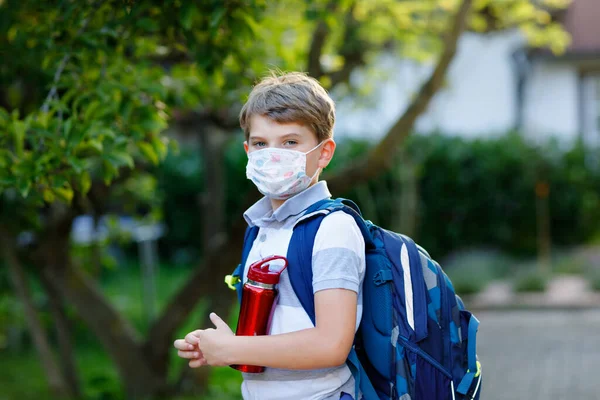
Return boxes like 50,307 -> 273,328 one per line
157,133 -> 600,260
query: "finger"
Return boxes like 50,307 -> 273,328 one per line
177,350 -> 202,359
209,312 -> 230,331
174,339 -> 195,351
185,331 -> 201,344
189,357 -> 207,368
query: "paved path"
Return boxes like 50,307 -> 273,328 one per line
477,309 -> 600,399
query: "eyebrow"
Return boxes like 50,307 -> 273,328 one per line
248,133 -> 301,141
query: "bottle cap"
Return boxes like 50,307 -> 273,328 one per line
247,255 -> 288,285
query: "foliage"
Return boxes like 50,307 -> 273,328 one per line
589,271 -> 600,292
514,267 -> 548,292
553,253 -> 586,275
157,133 -> 600,261
352,134 -> 598,257
0,0 -> 573,226
443,248 -> 514,295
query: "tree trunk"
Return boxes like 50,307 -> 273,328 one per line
327,0 -> 473,195
145,215 -> 247,378
198,123 -> 228,254
0,227 -> 70,398
37,217 -> 166,399
38,268 -> 82,398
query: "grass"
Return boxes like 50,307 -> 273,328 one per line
0,260 -> 243,400
0,348 -> 243,400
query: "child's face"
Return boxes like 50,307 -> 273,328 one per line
244,114 -> 335,180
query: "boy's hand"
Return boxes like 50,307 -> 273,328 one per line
185,312 -> 235,367
173,338 -> 207,368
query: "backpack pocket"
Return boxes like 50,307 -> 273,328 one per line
399,336 -> 453,400
454,310 -> 482,400
361,252 -> 394,380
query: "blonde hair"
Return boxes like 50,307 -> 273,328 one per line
239,71 -> 335,142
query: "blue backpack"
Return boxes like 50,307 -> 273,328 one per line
227,198 -> 482,400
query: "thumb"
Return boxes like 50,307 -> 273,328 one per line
210,312 -> 230,331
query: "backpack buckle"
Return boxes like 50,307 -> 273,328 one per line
224,275 -> 240,290
373,269 -> 393,286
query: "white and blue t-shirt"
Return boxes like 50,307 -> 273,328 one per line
240,181 -> 366,400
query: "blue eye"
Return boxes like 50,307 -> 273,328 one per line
285,140 -> 298,146
253,141 -> 266,147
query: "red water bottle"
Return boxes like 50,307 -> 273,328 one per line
231,255 -> 288,373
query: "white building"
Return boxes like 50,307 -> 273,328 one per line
334,0 -> 600,147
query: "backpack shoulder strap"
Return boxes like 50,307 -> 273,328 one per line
230,225 -> 259,304
287,198 -> 379,399
287,198 -> 373,324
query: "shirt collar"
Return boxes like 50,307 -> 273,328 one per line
243,181 -> 332,227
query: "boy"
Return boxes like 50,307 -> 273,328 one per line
174,72 -> 365,400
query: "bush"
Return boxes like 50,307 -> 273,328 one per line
514,267 -> 548,293
333,133 -> 600,259
443,249 -> 513,295
590,275 -> 600,292
553,253 -> 587,275
157,132 -> 600,261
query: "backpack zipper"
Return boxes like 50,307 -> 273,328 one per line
397,335 -> 452,379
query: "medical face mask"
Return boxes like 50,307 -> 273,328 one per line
246,142 -> 324,200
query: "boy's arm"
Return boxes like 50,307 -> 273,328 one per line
185,288 -> 357,370
183,211 -> 364,370
228,287 -> 357,369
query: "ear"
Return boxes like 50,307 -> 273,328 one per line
317,139 -> 336,169
243,141 -> 249,155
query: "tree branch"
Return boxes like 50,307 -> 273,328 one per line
308,21 -> 329,78
307,1 -> 340,78
40,2 -> 102,112
144,213 -> 249,373
322,3 -> 366,90
0,225 -> 69,398
327,0 -> 474,195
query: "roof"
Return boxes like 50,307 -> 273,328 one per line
562,0 -> 600,54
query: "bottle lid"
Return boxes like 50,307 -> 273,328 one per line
247,255 -> 288,285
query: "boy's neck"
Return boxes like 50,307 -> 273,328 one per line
270,179 -> 320,211
270,198 -> 286,211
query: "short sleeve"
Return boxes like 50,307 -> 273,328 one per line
311,211 -> 366,293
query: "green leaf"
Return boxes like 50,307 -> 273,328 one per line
106,151 -> 134,168
84,101 -> 100,122
102,159 -> 119,185
12,120 -> 26,157
138,142 -> 159,165
53,186 -> 74,204
63,118 -> 73,139
68,157 -> 86,174
43,188 -> 55,203
180,3 -> 198,30
17,179 -> 31,197
80,171 -> 91,195
210,8 -> 227,29
75,140 -> 103,156
0,149 -> 13,168
151,136 -> 168,161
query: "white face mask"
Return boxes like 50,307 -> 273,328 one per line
246,142 -> 324,200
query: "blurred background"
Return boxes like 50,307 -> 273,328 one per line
1,0 -> 599,399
